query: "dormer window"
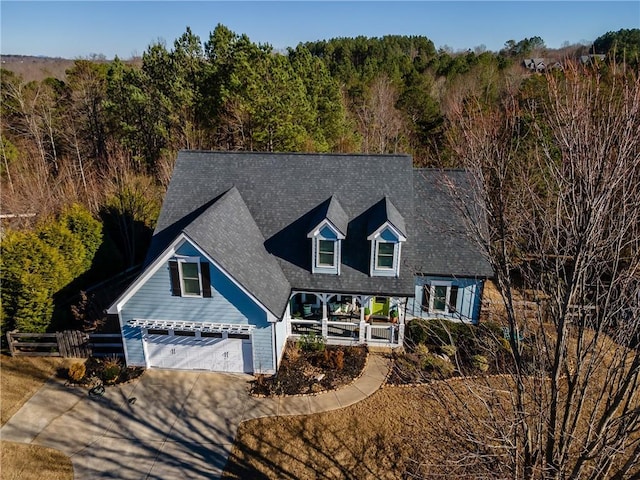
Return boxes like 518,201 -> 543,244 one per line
369,226 -> 404,277
366,197 -> 407,278
307,196 -> 348,275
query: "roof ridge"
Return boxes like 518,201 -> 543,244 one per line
179,149 -> 412,159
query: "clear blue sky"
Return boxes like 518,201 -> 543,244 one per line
2,1 -> 639,58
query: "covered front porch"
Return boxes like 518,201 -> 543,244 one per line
286,292 -> 406,348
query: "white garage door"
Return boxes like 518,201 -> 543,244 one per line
144,332 -> 253,373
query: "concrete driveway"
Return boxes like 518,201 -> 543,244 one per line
1,369 -> 260,479
0,354 -> 389,479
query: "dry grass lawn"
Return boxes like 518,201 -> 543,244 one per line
0,441 -> 74,480
0,355 -> 74,480
223,378 -> 516,480
1,355 -> 73,426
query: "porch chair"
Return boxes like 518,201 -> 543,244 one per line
303,304 -> 313,318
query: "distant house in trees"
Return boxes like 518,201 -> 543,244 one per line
580,54 -> 606,65
523,58 -> 562,72
108,151 -> 493,374
523,58 -> 547,72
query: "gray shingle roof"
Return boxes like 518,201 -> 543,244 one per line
149,151 -> 417,302
367,196 -> 407,238
182,187 -> 291,317
412,169 -> 493,278
307,196 -> 349,237
146,152 -> 492,318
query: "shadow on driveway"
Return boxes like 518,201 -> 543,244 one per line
1,369 -> 261,479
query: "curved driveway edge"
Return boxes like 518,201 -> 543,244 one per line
0,354 -> 390,479
242,353 -> 390,421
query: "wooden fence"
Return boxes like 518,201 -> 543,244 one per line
6,330 -> 124,358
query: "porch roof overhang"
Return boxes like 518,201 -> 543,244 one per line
290,288 -> 412,298
128,319 -> 255,334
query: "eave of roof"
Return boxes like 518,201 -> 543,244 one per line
182,186 -> 291,318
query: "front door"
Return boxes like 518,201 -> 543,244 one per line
371,296 -> 389,317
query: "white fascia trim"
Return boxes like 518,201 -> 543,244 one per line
107,233 -> 192,315
180,233 -> 276,318
107,233 -> 275,319
306,219 -> 346,240
366,221 -> 407,242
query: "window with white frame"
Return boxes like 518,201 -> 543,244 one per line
376,241 -> 396,269
309,224 -> 341,274
368,225 -> 405,277
170,256 -> 211,298
179,259 -> 202,296
423,283 -> 459,314
317,239 -> 336,267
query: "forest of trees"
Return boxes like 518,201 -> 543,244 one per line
0,25 -> 638,334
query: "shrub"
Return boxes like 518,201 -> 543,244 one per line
298,332 -> 326,352
67,362 -> 86,382
407,319 -> 429,345
102,356 -> 122,383
392,353 -> 425,384
0,231 -> 71,332
414,343 -> 430,356
423,354 -> 455,378
285,341 -> 302,362
499,337 -> 512,352
472,354 -> 490,372
440,344 -> 457,357
322,348 -> 345,370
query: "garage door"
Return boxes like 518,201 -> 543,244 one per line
144,331 -> 253,373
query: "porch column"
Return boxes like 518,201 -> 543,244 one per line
397,297 -> 406,346
319,293 -> 329,338
285,303 -> 292,336
357,295 -> 368,344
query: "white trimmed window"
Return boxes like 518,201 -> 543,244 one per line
375,241 -> 396,269
368,225 -> 404,277
309,224 -> 342,274
179,259 -> 201,296
169,257 -> 212,298
318,239 -> 336,267
422,283 -> 459,314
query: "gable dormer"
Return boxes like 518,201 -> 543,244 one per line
367,197 -> 407,277
307,196 -> 348,275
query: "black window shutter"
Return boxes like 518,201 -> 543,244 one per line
421,285 -> 430,311
200,262 -> 212,298
169,260 -> 181,296
449,285 -> 459,312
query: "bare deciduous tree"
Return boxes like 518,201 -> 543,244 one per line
356,75 -> 406,154
419,63 -> 640,479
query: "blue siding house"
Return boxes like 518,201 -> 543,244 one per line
108,152 -> 492,374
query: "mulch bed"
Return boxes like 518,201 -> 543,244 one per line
59,356 -> 144,387
251,342 -> 368,396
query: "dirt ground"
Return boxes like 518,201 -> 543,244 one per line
252,344 -> 367,396
0,355 -> 74,480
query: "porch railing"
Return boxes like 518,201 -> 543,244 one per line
326,320 -> 359,339
290,318 -> 403,347
290,319 -> 322,336
366,323 -> 398,344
